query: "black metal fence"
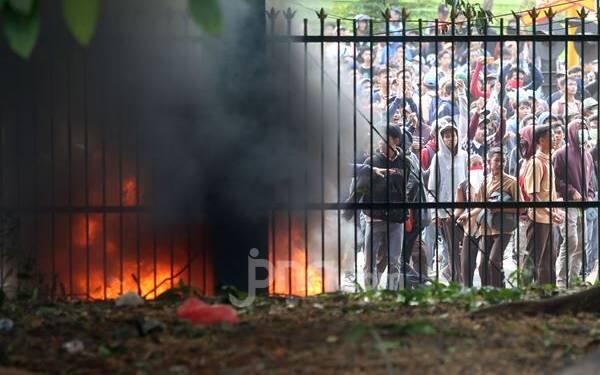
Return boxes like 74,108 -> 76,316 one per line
266,5 -> 600,295
0,1 -> 214,300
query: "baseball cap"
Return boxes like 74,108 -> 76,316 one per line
423,71 -> 437,87
584,97 -> 598,110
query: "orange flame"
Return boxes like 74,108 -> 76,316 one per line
270,214 -> 323,296
66,177 -> 209,300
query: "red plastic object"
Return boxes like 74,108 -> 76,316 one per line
177,298 -> 240,325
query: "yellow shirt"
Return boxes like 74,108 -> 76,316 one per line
524,150 -> 558,224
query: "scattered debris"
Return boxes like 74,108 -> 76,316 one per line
115,291 -> 145,308
326,335 -> 338,343
62,339 -> 84,354
176,298 -> 239,326
0,290 -> 599,373
136,317 -> 166,337
0,318 -> 14,332
169,365 -> 190,375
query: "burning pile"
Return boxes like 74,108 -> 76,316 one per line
269,213 -> 325,296
41,177 -> 213,300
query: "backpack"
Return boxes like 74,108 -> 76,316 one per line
477,191 -> 519,233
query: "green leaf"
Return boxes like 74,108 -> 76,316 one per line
62,0 -> 100,45
188,0 -> 223,35
7,0 -> 34,15
3,0 -> 40,59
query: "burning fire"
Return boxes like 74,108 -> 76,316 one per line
65,177 -> 208,300
270,214 -> 323,296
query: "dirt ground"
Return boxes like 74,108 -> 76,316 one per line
1,293 -> 600,374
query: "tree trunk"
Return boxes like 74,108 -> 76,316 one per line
473,287 -> 600,316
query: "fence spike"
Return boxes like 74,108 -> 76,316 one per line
544,7 -> 556,20
511,11 -> 521,21
283,7 -> 296,21
316,8 -> 327,21
576,7 -> 589,19
450,8 -> 459,22
401,7 -> 410,21
381,8 -> 391,21
465,7 -> 474,20
527,7 -> 539,21
266,7 -> 280,20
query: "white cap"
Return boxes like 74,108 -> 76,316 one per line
583,97 -> 598,110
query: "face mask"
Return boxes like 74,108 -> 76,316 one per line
589,129 -> 598,147
578,129 -> 591,150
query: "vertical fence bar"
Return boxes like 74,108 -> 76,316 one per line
402,10 -> 408,288
529,8 -> 538,288
352,18 -> 358,291
579,10 -> 587,283
304,17 -> 309,296
336,18 -> 342,291
31,48 -> 39,300
596,8 -> 600,286
320,10 -> 326,294
385,11 -> 391,289
482,18 -> 489,287
417,18 -> 423,285
67,50 -> 73,297
135,106 -> 142,295
464,14 -> 472,287
119,101 -> 124,295
266,10 -> 277,295
499,18 -> 506,287
83,51 -> 91,299
286,10 -> 294,296
369,18 -> 374,289
434,18 -> 439,283
514,13 -> 521,288
596,10 -> 600,286
563,15 -> 569,288
15,67 -> 21,213
13,68 -> 19,294
153,218 -> 157,298
450,13 -> 456,284
102,51 -> 108,300
547,10 -> 554,290
50,39 -> 57,299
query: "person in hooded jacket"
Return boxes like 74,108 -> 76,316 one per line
553,119 -> 595,288
361,125 -> 412,289
427,121 -> 468,282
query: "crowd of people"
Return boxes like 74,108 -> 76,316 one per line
333,4 -> 600,289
